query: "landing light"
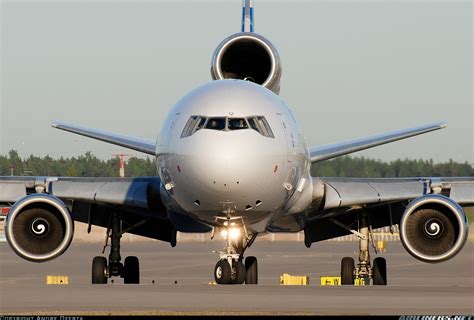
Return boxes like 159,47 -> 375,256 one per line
220,227 -> 241,240
229,227 -> 241,240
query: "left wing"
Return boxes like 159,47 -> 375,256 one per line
297,176 -> 473,262
314,177 -> 473,213
309,122 -> 446,163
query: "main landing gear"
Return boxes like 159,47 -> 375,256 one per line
91,212 -> 140,284
212,217 -> 258,285
336,212 -> 387,286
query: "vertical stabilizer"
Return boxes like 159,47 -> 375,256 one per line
241,0 -> 254,32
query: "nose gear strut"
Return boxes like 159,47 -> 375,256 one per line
212,216 -> 258,285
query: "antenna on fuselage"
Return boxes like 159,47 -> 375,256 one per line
241,0 -> 254,32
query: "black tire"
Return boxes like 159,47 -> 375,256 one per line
230,260 -> 246,284
214,260 -> 231,284
341,257 -> 354,285
372,257 -> 387,286
92,256 -> 108,284
124,256 -> 140,284
245,256 -> 258,285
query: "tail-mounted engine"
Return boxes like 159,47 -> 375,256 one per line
400,194 -> 468,263
5,194 -> 74,262
211,33 -> 282,94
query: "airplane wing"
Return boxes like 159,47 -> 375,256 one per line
298,176 -> 473,243
0,176 -> 210,245
52,121 -> 157,156
309,122 -> 447,163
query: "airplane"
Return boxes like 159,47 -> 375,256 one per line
1,0 -> 472,286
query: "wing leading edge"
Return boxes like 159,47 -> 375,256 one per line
309,122 -> 447,163
52,121 -> 156,156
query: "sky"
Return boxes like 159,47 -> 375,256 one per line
1,0 -> 472,163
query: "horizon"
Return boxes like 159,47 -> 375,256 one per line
1,149 -> 473,166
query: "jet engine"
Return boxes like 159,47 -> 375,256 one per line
5,194 -> 74,262
399,194 -> 468,263
211,33 -> 282,94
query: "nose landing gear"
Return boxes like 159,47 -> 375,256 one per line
212,217 -> 258,285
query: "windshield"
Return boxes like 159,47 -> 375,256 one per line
181,115 -> 274,138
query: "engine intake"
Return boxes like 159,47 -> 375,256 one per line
211,33 -> 282,94
5,194 -> 74,262
400,194 -> 468,263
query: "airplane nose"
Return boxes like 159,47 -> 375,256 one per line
175,130 -> 286,211
192,135 -> 253,190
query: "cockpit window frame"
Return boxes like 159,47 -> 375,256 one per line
247,115 -> 275,138
180,115 -> 274,138
180,115 -> 207,138
227,117 -> 250,130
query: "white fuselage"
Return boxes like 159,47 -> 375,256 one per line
156,80 -> 311,230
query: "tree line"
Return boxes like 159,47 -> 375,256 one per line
0,150 -> 472,178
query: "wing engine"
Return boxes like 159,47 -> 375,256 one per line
400,194 -> 469,263
5,194 -> 74,262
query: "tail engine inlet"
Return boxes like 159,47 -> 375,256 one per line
211,33 -> 282,94
399,194 -> 468,263
5,194 -> 74,262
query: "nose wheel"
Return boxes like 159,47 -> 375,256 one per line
91,213 -> 140,284
212,217 -> 258,285
244,256 -> 258,284
214,258 -> 255,285
214,259 -> 231,284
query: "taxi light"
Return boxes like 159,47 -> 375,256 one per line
229,227 -> 241,240
220,230 -> 228,238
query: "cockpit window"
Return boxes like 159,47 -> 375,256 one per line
248,116 -> 275,138
181,115 -> 274,138
205,117 -> 226,130
180,115 -> 206,138
228,118 -> 248,130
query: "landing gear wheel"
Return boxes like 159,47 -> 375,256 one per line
245,256 -> 258,284
92,256 -> 108,284
372,257 -> 387,285
230,260 -> 246,284
123,256 -> 140,284
214,259 -> 231,284
341,257 -> 354,285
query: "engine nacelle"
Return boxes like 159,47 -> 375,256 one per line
5,194 -> 74,262
400,194 -> 468,263
211,33 -> 282,94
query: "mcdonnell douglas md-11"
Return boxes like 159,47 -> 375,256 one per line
1,0 -> 472,285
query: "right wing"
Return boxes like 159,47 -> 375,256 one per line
52,121 -> 157,156
0,176 -> 210,244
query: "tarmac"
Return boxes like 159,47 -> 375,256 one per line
0,240 -> 473,315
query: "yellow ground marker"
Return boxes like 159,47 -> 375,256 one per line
320,276 -> 341,285
280,273 -> 309,285
46,275 -> 69,285
378,240 -> 386,252
320,276 -> 366,286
